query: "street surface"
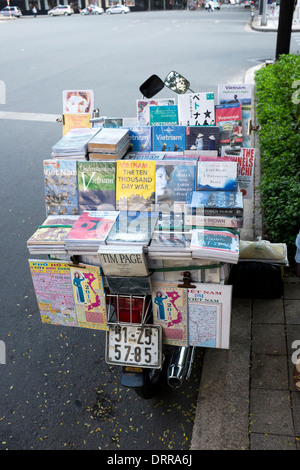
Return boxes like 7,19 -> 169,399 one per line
0,5 -> 298,451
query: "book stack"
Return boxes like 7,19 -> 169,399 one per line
105,211 -> 158,247
147,230 -> 192,259
190,228 -> 239,264
65,210 -> 119,254
27,215 -> 78,254
52,128 -> 101,160
88,128 -> 131,161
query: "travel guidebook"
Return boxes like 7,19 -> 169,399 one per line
29,260 -> 108,331
44,160 -> 79,216
151,281 -> 188,347
77,160 -> 116,213
137,98 -> 176,126
152,125 -> 186,152
123,126 -> 152,152
188,283 -> 232,349
155,160 -> 196,211
215,102 -> 243,145
116,160 -> 156,211
177,92 -> 215,126
27,215 -> 78,254
149,105 -> 179,126
185,126 -> 220,152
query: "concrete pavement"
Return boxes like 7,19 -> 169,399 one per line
190,18 -> 300,450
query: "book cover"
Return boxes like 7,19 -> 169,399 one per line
215,103 -> 243,145
62,113 -> 92,136
88,128 -> 129,152
123,152 -> 165,160
103,118 -> 123,128
106,211 -> 158,246
197,161 -> 238,191
155,160 -> 196,210
190,228 -> 239,263
137,98 -> 176,126
52,127 -> 100,156
123,126 -> 152,152
184,214 -> 243,229
222,147 -> 255,199
149,105 -> 178,126
98,245 -> 149,277
177,92 -> 215,126
218,83 -> 253,106
63,90 -> 94,114
27,215 -> 78,247
44,160 -> 79,216
29,260 -> 108,331
188,283 -> 232,349
152,125 -> 186,152
116,160 -> 156,211
66,211 -> 119,244
185,126 -> 220,152
77,161 -> 116,213
151,281 -> 188,347
186,190 -> 243,217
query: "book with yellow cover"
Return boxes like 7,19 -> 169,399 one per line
116,160 -> 156,211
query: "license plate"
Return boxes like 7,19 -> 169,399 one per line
106,324 -> 162,368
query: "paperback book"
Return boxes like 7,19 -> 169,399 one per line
44,159 -> 79,216
151,281 -> 188,347
88,128 -> 130,153
152,125 -> 186,152
222,147 -> 255,199
177,92 -> 215,126
63,90 -> 94,115
52,127 -> 100,157
88,140 -> 131,161
29,260 -> 108,331
148,231 -> 192,253
190,228 -> 239,264
116,160 -> 156,211
106,210 -> 158,246
149,105 -> 178,126
27,215 -> 78,254
155,160 -> 196,211
188,283 -> 232,349
65,210 -> 119,253
185,126 -> 220,152
98,245 -> 149,277
62,113 -> 92,136
186,190 -> 244,217
123,126 -> 152,152
197,160 -> 238,191
137,98 -> 176,126
77,160 -> 116,213
215,102 -> 243,145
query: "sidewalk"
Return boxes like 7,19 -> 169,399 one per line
190,60 -> 300,450
251,13 -> 300,32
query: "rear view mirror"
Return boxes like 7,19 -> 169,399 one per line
139,74 -> 165,99
164,71 -> 192,94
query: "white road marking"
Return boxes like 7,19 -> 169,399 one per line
0,111 -> 60,122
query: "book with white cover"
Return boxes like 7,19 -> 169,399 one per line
177,92 -> 215,126
98,245 -> 149,277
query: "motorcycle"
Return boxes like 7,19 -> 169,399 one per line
99,71 -> 198,399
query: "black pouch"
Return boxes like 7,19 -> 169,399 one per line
228,261 -> 283,299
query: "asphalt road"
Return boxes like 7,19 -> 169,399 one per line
0,5 -> 295,452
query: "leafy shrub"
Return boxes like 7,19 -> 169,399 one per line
254,54 -> 300,263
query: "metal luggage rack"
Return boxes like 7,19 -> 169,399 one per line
105,292 -> 153,326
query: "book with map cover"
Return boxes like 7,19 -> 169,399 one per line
151,281 -> 188,347
29,260 -> 108,331
44,160 -> 79,216
187,283 -> 232,349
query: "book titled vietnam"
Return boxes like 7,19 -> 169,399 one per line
44,160 -> 79,216
122,126 -> 152,152
98,245 -> 149,277
177,92 -> 215,126
137,98 -> 176,126
151,281 -> 188,347
215,102 -> 243,145
116,160 -> 156,211
149,105 -> 178,126
152,125 -> 186,152
77,160 -> 116,213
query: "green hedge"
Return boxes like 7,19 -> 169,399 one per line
254,54 -> 300,263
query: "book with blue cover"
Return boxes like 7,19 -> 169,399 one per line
123,126 -> 152,152
186,190 -> 243,217
44,159 -> 79,216
197,161 -> 238,191
152,125 -> 186,152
